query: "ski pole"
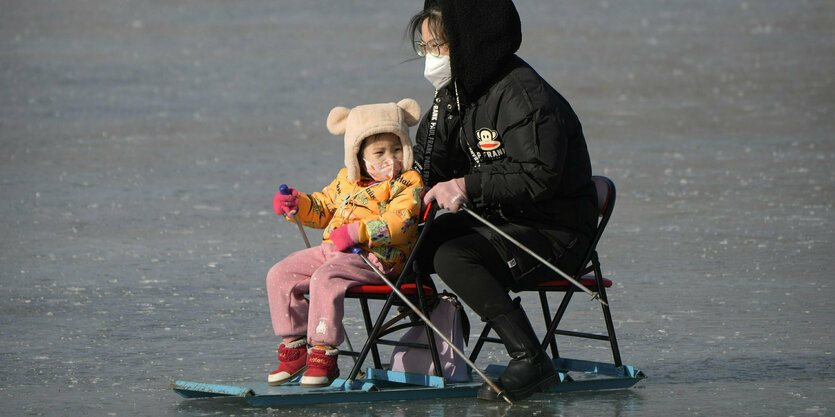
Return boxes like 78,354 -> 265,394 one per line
349,247 -> 513,404
279,184 -> 360,366
460,206 -> 607,306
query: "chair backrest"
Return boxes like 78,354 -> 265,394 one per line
591,175 -> 616,235
575,176 -> 616,275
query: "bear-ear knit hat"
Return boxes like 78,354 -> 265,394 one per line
326,98 -> 421,182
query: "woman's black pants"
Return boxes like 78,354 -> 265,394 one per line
417,212 -> 556,320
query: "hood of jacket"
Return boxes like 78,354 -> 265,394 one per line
424,0 -> 522,102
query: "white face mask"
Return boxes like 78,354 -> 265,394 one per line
423,54 -> 452,90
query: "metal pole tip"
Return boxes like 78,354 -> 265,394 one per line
590,293 -> 608,306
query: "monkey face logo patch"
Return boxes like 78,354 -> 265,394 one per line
475,127 -> 506,161
476,128 -> 501,150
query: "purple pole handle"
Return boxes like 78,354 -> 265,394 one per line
350,247 -> 362,254
279,184 -> 290,195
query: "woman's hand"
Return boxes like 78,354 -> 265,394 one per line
423,177 -> 468,213
273,186 -> 299,216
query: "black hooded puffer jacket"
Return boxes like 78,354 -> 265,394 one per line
412,0 -> 598,273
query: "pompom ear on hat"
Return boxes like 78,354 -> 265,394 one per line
326,106 -> 350,135
327,99 -> 421,182
397,98 -> 421,126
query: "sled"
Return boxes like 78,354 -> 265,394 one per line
172,175 -> 645,406
171,357 -> 644,406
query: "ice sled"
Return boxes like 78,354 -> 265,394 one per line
172,176 -> 645,406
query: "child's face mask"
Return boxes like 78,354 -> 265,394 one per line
360,133 -> 404,182
363,158 -> 402,182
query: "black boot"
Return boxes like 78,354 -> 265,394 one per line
477,302 -> 558,402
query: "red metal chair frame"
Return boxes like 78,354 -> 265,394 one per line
341,204 -> 443,381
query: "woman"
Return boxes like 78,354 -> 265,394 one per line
407,0 -> 599,401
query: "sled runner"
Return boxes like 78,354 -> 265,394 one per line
171,358 -> 643,406
172,176 -> 644,406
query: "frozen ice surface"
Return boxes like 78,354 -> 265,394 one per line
1,0 -> 833,416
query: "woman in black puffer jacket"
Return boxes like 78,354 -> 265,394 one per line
408,0 -> 598,401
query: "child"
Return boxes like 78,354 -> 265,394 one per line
267,98 -> 424,388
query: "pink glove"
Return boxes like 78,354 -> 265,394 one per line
422,177 -> 468,213
273,187 -> 299,216
330,222 -> 361,252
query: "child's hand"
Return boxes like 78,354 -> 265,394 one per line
273,186 -> 299,216
330,223 -> 361,252
423,177 -> 467,213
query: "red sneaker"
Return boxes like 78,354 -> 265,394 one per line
299,345 -> 339,388
267,338 -> 307,386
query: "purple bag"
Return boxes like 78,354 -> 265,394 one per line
390,293 -> 471,382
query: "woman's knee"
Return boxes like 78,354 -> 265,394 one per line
432,236 -> 495,289
432,237 -> 516,318
432,239 -> 471,278
433,233 -> 501,271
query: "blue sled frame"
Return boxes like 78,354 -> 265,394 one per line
171,358 -> 645,406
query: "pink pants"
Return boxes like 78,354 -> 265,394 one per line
266,243 -> 392,347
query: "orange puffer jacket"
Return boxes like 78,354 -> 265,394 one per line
292,168 -> 424,273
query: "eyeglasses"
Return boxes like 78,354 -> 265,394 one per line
414,40 -> 448,57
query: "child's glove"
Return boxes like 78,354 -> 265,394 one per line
273,186 -> 299,216
330,223 -> 361,252
423,177 -> 467,213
